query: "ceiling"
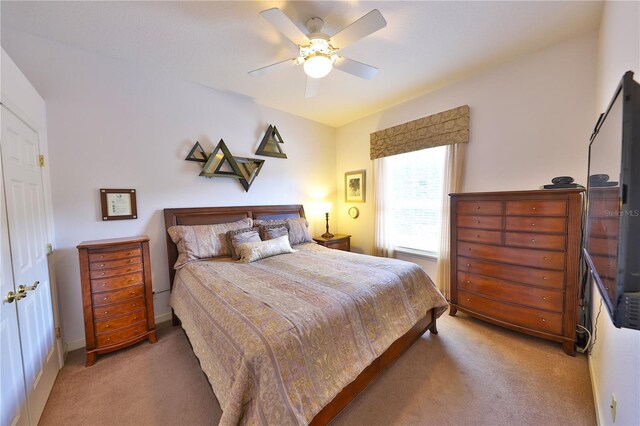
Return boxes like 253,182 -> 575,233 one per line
1,1 -> 602,127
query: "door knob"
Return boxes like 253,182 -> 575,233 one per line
4,289 -> 27,304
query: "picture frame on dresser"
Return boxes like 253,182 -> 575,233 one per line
448,189 -> 583,355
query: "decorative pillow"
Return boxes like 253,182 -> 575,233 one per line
226,227 -> 261,260
168,217 -> 253,268
258,222 -> 290,240
253,219 -> 286,227
285,217 -> 314,245
237,235 -> 295,263
262,226 -> 289,241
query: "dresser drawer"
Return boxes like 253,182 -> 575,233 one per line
589,255 -> 617,279
505,217 -> 566,234
458,241 -> 565,270
457,229 -> 502,245
588,217 -> 619,237
457,215 -> 502,230
506,200 -> 567,216
93,297 -> 146,320
458,256 -> 565,290
90,272 -> 144,293
504,232 -> 566,251
90,263 -> 143,280
587,237 -> 617,257
92,284 -> 144,306
96,323 -> 147,347
90,256 -> 142,271
588,197 -> 619,218
323,239 -> 350,251
458,272 -> 563,312
457,201 -> 502,216
95,309 -> 146,334
458,290 -> 563,335
88,248 -> 141,263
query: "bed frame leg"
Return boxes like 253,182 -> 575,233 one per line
171,310 -> 180,326
429,318 -> 438,335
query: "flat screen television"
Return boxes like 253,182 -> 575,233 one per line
584,71 -> 640,330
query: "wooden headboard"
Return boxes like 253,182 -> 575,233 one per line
163,204 -> 305,289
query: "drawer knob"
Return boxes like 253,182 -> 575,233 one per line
135,329 -> 139,333
542,296 -> 547,300
476,220 -> 481,224
541,318 -> 546,322
101,272 -> 105,276
543,256 -> 548,261
532,207 -> 537,210
106,337 -> 111,341
531,223 -> 536,227
100,264 -> 105,267
103,297 -> 108,301
132,304 -> 137,307
105,325 -> 110,328
466,280 -> 470,284
128,260 -> 133,263
133,316 -> 137,320
104,311 -> 108,314
466,263 -> 470,267
476,234 -> 480,238
128,279 -> 134,282
130,291 -> 136,295
466,298 -> 471,302
100,255 -> 104,259
127,252 -> 132,255
102,283 -> 106,287
543,276 -> 548,280
531,239 -> 535,243
476,206 -> 481,209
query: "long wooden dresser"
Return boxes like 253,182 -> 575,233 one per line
78,236 -> 157,366
449,189 -> 583,355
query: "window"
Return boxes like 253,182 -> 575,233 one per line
385,145 -> 446,255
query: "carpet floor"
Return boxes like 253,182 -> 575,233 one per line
39,312 -> 596,426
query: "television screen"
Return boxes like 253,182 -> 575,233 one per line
584,71 -> 640,330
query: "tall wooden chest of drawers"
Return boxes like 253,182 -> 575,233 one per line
78,236 -> 157,366
449,190 -> 583,355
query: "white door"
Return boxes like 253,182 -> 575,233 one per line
0,105 -> 60,424
0,142 -> 29,426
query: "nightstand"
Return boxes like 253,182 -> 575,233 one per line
313,234 -> 351,252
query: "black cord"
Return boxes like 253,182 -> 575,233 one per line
152,289 -> 170,295
589,298 -> 603,355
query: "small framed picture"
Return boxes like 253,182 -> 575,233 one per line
100,189 -> 138,220
345,170 -> 366,203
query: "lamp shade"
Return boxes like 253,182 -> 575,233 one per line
304,53 -> 333,79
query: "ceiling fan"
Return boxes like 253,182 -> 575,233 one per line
249,7 -> 387,98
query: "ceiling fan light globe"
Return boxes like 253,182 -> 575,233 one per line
304,54 -> 333,79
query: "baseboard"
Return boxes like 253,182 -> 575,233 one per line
66,337 -> 86,352
63,312 -> 174,353
587,354 -> 603,425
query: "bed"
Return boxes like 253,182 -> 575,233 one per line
164,205 -> 448,425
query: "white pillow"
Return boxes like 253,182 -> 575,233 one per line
237,235 -> 295,263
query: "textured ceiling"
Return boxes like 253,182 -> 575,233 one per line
1,1 -> 602,127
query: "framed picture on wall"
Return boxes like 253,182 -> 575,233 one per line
344,170 -> 366,203
100,188 -> 138,220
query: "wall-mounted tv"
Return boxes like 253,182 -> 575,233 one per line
584,71 -> 640,330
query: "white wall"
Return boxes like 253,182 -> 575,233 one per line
2,30 -> 336,350
590,2 -> 640,425
335,32 -> 598,264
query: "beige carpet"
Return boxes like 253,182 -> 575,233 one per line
39,313 -> 596,426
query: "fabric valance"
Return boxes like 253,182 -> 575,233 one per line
370,105 -> 469,160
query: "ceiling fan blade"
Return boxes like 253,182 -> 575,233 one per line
248,58 -> 298,77
334,57 -> 379,80
330,9 -> 387,51
260,8 -> 310,47
305,76 -> 319,98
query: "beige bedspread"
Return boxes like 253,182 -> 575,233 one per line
171,243 -> 448,425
